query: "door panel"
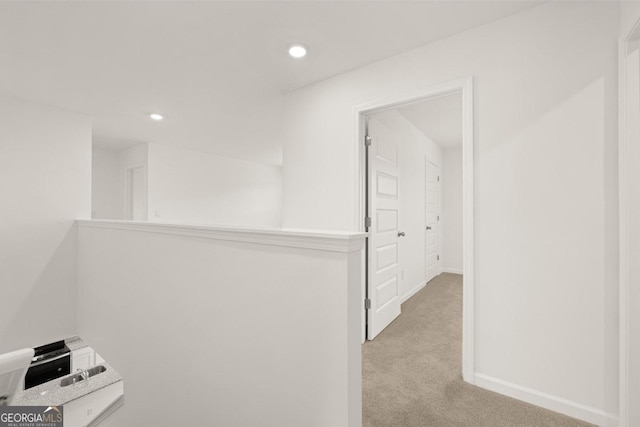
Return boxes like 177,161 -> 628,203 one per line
376,173 -> 398,197
367,116 -> 401,340
376,136 -> 398,164
376,243 -> 398,271
376,210 -> 398,232
376,277 -> 399,309
425,159 -> 440,283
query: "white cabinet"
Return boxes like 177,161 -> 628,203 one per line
71,347 -> 95,372
95,352 -> 105,365
71,346 -> 106,372
63,380 -> 124,427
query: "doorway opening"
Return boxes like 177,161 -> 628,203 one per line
356,77 -> 474,382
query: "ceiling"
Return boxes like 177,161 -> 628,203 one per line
398,93 -> 463,149
0,1 -> 539,165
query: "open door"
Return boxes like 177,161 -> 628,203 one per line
366,116 -> 402,340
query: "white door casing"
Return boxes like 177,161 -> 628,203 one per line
425,159 -> 440,283
625,44 -> 640,427
620,23 -> 640,426
366,116 -> 402,340
126,165 -> 146,221
355,77 -> 474,380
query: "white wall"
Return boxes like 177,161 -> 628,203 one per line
371,110 -> 442,301
77,221 -> 363,427
147,143 -> 282,228
281,2 -> 619,423
442,148 -> 462,274
91,147 -> 122,220
0,96 -> 91,353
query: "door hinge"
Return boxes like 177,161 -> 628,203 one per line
437,255 -> 440,261
365,299 -> 372,310
438,176 -> 440,182
365,216 -> 372,229
365,135 -> 372,146
437,215 -> 440,221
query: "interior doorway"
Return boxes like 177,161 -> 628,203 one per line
357,77 -> 475,382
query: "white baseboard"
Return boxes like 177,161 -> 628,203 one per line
400,281 -> 426,304
474,373 -> 618,427
442,268 -> 463,275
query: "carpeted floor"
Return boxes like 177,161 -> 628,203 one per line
362,273 -> 595,427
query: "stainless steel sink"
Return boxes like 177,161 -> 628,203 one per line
60,365 -> 107,387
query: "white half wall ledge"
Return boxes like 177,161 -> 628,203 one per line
474,373 -> 618,427
75,220 -> 367,253
77,217 -> 364,426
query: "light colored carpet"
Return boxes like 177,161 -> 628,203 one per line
362,273 -> 595,427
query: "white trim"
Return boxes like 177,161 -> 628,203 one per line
354,77 -> 475,384
474,373 -> 618,427
123,162 -> 147,221
618,36 -> 629,427
76,220 -> 367,253
437,159 -> 443,278
442,268 -> 463,275
461,77 -> 475,384
400,281 -> 427,304
355,108 -> 367,233
619,15 -> 640,427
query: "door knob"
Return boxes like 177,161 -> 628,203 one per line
398,231 -> 406,237
426,226 -> 432,230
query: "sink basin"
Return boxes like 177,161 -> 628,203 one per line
60,365 -> 107,387
86,365 -> 106,376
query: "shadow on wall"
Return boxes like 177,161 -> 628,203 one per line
478,76 -> 618,411
1,225 -> 78,353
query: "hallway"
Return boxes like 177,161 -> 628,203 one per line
362,273 -> 594,427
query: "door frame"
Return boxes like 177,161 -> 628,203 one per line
124,162 -> 148,221
619,15 -> 640,427
353,77 -> 475,383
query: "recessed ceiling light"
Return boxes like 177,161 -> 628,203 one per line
288,44 -> 307,58
150,113 -> 163,121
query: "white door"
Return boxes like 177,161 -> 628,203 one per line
367,116 -> 402,340
425,159 -> 440,283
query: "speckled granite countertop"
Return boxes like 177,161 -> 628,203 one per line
12,338 -> 122,406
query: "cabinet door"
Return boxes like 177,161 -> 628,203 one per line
64,381 -> 124,427
72,348 -> 95,371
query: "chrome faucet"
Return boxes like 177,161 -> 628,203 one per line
77,369 -> 89,382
